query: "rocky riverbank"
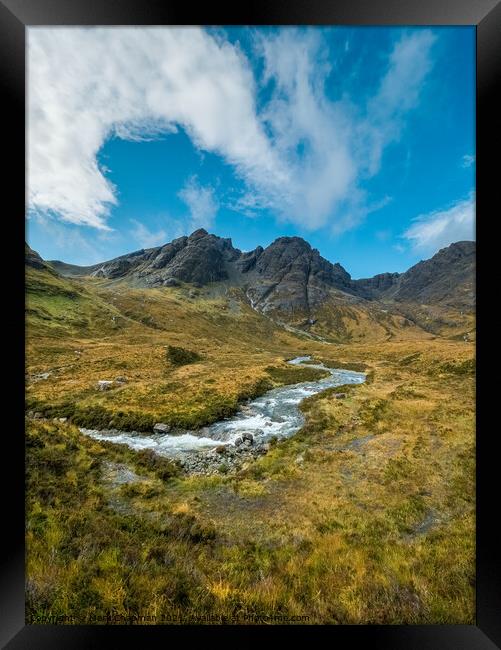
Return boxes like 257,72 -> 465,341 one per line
178,432 -> 272,475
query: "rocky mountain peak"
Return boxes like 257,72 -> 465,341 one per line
243,235 -> 353,316
188,228 -> 209,240
41,232 -> 475,318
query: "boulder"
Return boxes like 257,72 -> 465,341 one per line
234,437 -> 243,447
214,445 -> 227,454
97,380 -> 113,391
153,423 -> 171,434
242,432 -> 254,444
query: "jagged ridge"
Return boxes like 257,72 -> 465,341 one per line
45,231 -> 475,317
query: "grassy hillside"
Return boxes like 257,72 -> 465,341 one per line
25,265 -> 475,624
26,270 -> 331,430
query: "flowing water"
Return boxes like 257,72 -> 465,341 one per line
80,356 -> 366,460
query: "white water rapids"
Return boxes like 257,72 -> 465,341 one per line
80,356 -> 366,459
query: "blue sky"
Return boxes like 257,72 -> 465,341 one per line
27,26 -> 475,279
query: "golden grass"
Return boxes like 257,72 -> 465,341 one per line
25,268 -> 475,624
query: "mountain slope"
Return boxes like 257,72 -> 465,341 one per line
49,229 -> 240,286
49,229 -> 362,319
45,232 -> 475,339
354,241 -> 475,309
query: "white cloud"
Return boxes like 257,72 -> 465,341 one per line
253,29 -> 356,229
178,177 -> 219,231
28,27 -> 436,234
249,28 -> 435,230
362,30 -> 436,176
461,154 -> 475,168
129,219 -> 167,248
403,193 -> 475,255
28,27 -> 285,230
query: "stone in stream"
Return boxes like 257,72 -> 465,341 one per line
242,432 -> 254,444
234,437 -> 243,447
153,423 -> 171,434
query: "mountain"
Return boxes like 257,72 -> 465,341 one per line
26,243 -> 52,271
241,236 -> 355,315
45,231 -> 475,334
49,229 -> 238,285
353,241 -> 475,310
48,229 -> 360,316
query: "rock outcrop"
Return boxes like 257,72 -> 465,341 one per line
244,236 -> 354,315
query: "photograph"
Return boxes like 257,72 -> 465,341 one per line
24,24 -> 477,627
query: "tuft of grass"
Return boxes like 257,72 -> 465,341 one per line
265,364 -> 329,385
166,345 -> 202,366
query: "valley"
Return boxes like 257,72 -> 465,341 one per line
25,233 -> 475,624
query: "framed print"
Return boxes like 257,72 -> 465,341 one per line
1,0 -> 499,647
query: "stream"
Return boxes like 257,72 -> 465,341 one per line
80,356 -> 366,463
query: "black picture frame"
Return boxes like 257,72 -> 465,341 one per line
2,1 -> 499,647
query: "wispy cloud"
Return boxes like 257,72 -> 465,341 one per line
28,27 -> 436,235
27,211 -> 112,264
129,219 -> 167,248
461,154 -> 475,168
28,27 -> 282,230
178,177 -> 219,231
403,192 -> 475,255
362,30 -> 437,176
